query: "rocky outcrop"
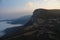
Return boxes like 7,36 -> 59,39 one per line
1,9 -> 60,40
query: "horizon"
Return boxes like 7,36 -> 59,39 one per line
0,0 -> 60,19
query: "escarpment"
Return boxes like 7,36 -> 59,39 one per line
1,9 -> 60,40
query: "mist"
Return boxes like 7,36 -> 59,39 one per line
0,12 -> 32,20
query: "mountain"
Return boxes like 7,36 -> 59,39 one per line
1,9 -> 60,40
7,15 -> 31,24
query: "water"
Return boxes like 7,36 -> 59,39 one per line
0,21 -> 22,37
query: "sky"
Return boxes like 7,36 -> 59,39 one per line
0,0 -> 60,19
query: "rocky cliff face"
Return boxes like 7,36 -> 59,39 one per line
1,9 -> 60,40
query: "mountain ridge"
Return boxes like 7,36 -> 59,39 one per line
1,9 -> 60,40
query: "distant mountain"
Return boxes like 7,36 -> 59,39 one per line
7,15 -> 31,24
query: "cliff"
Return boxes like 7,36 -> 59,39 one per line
1,9 -> 60,40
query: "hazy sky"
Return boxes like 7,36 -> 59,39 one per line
0,0 -> 60,19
